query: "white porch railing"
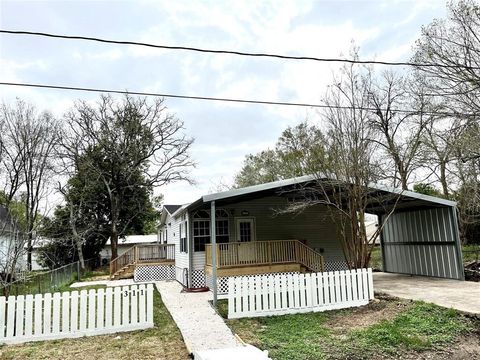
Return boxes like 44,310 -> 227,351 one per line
227,268 -> 374,319
0,284 -> 154,344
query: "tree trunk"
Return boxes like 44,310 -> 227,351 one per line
27,232 -> 33,272
400,175 -> 408,191
110,222 -> 118,260
110,194 -> 119,261
73,231 -> 85,270
69,203 -> 85,269
439,161 -> 449,197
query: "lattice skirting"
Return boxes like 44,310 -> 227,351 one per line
191,269 -> 206,288
206,271 -> 300,295
324,260 -> 349,272
134,264 -> 175,282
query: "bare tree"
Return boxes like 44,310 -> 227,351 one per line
413,0 -> 480,116
451,122 -> 480,242
60,95 -> 194,260
280,59 -> 394,268
318,61 -> 383,268
0,99 -> 59,272
57,183 -> 87,269
368,71 -> 433,189
421,117 -> 460,198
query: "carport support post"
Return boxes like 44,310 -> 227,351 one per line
211,200 -> 218,307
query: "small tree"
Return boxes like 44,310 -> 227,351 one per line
280,54 -> 403,269
315,60 -> 382,268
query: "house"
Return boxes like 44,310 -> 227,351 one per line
0,205 -> 26,275
110,175 -> 464,292
29,237 -> 51,271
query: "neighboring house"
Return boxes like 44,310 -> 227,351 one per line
29,237 -> 51,271
0,205 -> 26,274
365,215 -> 379,244
111,175 -> 464,291
101,234 -> 158,265
158,205 -> 182,245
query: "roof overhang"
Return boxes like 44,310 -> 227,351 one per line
183,175 -> 456,215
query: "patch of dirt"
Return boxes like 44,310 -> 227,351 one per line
398,331 -> 480,360
325,293 -> 414,331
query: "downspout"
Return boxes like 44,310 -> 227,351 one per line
188,211 -> 193,287
211,201 -> 217,307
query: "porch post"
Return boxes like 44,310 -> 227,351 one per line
211,201 -> 218,307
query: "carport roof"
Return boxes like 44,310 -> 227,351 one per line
174,175 -> 456,216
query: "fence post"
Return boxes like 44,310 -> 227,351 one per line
77,261 -> 81,282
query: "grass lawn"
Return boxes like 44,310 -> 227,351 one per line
219,295 -> 480,360
463,245 -> 480,263
0,286 -> 189,360
370,246 -> 383,271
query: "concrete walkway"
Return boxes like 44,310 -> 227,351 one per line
155,281 -> 241,353
374,272 -> 480,314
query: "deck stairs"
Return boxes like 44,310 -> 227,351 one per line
111,263 -> 135,280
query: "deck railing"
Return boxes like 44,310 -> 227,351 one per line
110,244 -> 175,276
205,240 -> 324,272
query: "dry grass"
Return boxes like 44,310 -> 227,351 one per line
0,287 -> 189,360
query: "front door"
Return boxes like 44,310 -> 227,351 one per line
236,218 -> 255,242
236,218 -> 256,264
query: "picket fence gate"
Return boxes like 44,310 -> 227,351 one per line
228,268 -> 374,319
0,284 -> 154,344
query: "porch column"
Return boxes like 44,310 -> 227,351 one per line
211,201 -> 218,306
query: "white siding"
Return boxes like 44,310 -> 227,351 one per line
100,244 -> 141,259
169,214 -> 189,270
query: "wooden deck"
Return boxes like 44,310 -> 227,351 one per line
205,240 -> 324,277
110,244 -> 175,279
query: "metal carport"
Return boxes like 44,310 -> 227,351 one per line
196,175 -> 465,284
365,184 -> 464,280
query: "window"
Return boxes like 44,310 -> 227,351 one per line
192,208 -> 230,251
215,209 -> 229,218
193,210 -> 210,219
215,210 -> 229,243
193,220 -> 210,251
180,221 -> 188,253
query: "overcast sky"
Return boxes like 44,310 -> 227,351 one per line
0,0 -> 447,207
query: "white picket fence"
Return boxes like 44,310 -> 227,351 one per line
228,268 -> 374,319
0,284 -> 154,344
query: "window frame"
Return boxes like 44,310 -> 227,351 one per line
192,208 -> 231,251
180,219 -> 188,253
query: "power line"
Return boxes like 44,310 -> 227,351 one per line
1,29 -> 474,70
0,81 -> 475,118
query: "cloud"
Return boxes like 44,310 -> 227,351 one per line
1,0 -> 448,205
